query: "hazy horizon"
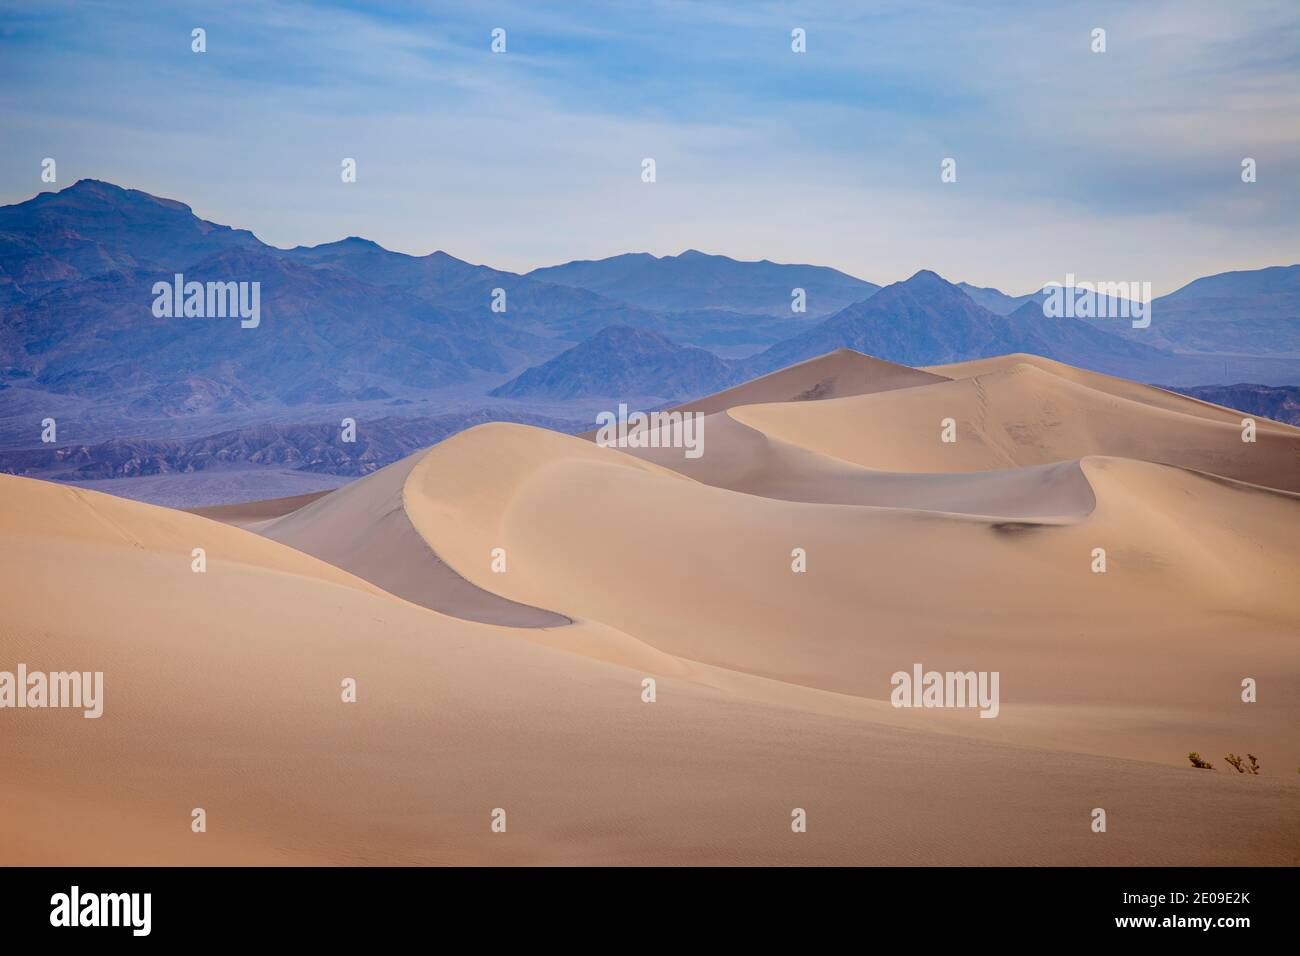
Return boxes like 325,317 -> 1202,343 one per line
11,176 -> 1300,300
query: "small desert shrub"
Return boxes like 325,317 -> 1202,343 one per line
1224,753 -> 1260,775
1188,752 -> 1213,770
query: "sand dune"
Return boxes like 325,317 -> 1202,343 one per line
677,348 -> 949,414
926,353 -> 1287,425
402,423 -> 1300,766
732,359 -> 1300,490
0,475 -> 380,594
3,470 -> 1298,865
610,405 -> 1098,516
247,452 -> 569,627
4,350 -> 1298,866
576,348 -> 947,439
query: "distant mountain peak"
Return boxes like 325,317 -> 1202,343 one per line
68,178 -> 123,193
902,268 -> 952,287
296,235 -> 390,254
55,178 -> 192,213
742,263 -> 1171,379
489,323 -> 737,401
865,269 -> 969,305
338,236 -> 383,249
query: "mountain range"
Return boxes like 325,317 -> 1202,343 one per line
0,181 -> 839,426
527,249 -> 878,316
2,179 -> 1299,451
743,270 -> 1166,378
1117,266 -> 1300,354
958,272 -> 1300,355
489,269 -> 1300,401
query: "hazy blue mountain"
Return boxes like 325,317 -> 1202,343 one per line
490,325 -> 739,401
292,240 -> 820,347
1125,265 -> 1300,354
527,249 -> 879,317
2,183 -> 821,354
492,271 -> 1255,405
288,238 -> 658,341
955,282 -> 1038,315
1,244 -> 557,410
5,179 -> 1300,446
0,181 -> 631,421
0,179 -> 262,309
1163,265 -> 1300,300
745,271 -> 1167,379
640,308 -> 816,348
1002,297 -> 1166,368
957,281 -> 1147,320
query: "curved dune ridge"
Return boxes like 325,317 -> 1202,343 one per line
404,424 -> 1300,757
606,405 -> 1101,517
675,348 -> 951,414
250,451 -> 570,627
4,349 -> 1299,865
731,357 -> 1300,488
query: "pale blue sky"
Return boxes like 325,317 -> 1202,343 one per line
1,0 -> 1296,295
